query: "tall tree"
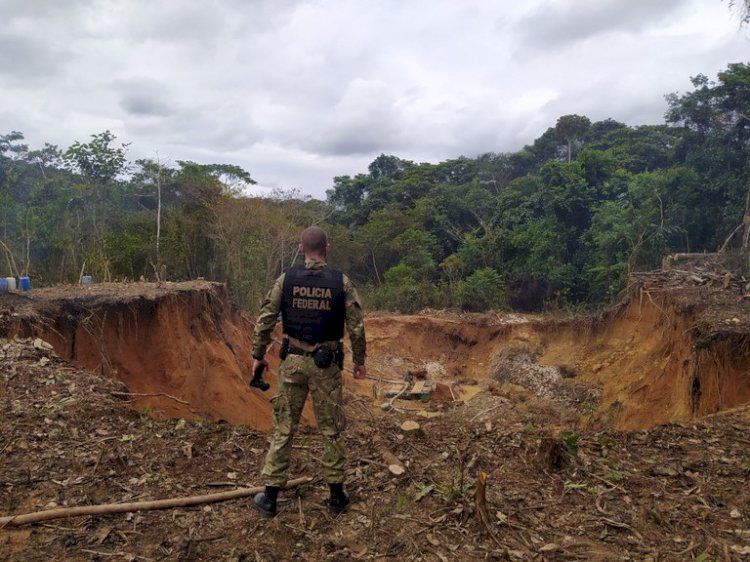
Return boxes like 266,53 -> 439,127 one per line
555,114 -> 592,162
133,156 -> 174,279
63,131 -> 129,280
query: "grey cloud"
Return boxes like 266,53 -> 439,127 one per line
515,0 -> 686,49
0,0 -> 92,19
0,33 -> 68,79
115,78 -> 175,117
122,0 -> 298,45
124,5 -> 225,44
0,0 -> 747,200
313,131 -> 394,157
120,94 -> 172,117
301,79 -> 404,156
123,98 -> 262,154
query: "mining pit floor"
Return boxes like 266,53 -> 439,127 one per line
1,271 -> 750,561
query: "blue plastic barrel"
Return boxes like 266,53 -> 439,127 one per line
19,276 -> 31,291
0,278 -> 7,292
82,275 -> 93,285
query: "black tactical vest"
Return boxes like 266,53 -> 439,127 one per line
281,267 -> 345,344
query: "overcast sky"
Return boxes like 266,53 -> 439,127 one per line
1,0 -> 748,198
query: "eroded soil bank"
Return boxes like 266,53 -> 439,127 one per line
3,270 -> 750,431
364,274 -> 750,430
0,282 -> 289,430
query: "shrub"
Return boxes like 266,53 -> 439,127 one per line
459,267 -> 507,311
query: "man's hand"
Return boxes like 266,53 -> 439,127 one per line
353,364 -> 367,380
250,358 -> 270,391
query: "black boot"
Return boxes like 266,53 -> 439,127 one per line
252,486 -> 279,518
325,483 -> 350,516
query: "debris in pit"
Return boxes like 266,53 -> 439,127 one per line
489,346 -> 602,413
489,346 -> 562,399
383,372 -> 435,403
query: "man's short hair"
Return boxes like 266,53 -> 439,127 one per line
301,226 -> 328,254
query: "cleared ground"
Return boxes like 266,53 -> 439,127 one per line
1,271 -> 750,560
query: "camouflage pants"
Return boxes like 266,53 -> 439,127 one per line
261,354 -> 346,487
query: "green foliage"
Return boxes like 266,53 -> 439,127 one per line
605,469 -> 625,482
391,228 -> 439,278
139,406 -> 152,428
364,263 -> 440,313
459,267 -> 506,312
395,494 -> 410,512
559,429 -> 580,457
3,62 -> 750,314
63,130 -> 128,185
384,263 -> 416,285
413,482 -> 435,502
556,114 -> 591,162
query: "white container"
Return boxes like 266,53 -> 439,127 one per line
6,277 -> 16,291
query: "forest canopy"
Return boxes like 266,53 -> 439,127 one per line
2,62 -> 749,312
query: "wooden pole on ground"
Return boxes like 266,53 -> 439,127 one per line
0,476 -> 313,528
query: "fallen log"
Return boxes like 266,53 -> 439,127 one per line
0,476 -> 313,528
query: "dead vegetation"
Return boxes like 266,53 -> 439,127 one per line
2,334 -> 750,561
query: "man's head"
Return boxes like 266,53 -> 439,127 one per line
299,226 -> 329,258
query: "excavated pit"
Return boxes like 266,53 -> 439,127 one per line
2,271 -> 750,431
0,282 -> 300,430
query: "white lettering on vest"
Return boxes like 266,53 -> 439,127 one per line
292,297 -> 332,311
292,285 -> 333,299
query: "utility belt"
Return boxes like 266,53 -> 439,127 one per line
279,336 -> 344,369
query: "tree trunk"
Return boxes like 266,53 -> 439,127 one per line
156,171 -> 162,270
371,249 -> 381,286
0,477 -> 312,527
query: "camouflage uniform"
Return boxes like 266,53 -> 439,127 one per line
252,257 -> 366,487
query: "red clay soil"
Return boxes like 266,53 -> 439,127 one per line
364,274 -> 750,431
0,282 -> 313,431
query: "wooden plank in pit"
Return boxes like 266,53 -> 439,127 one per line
410,381 -> 426,395
384,384 -> 408,398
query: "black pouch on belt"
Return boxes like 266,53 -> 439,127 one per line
313,345 -> 333,368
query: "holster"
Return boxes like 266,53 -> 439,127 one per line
336,341 -> 344,369
279,337 -> 289,361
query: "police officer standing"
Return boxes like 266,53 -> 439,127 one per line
251,226 -> 367,518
